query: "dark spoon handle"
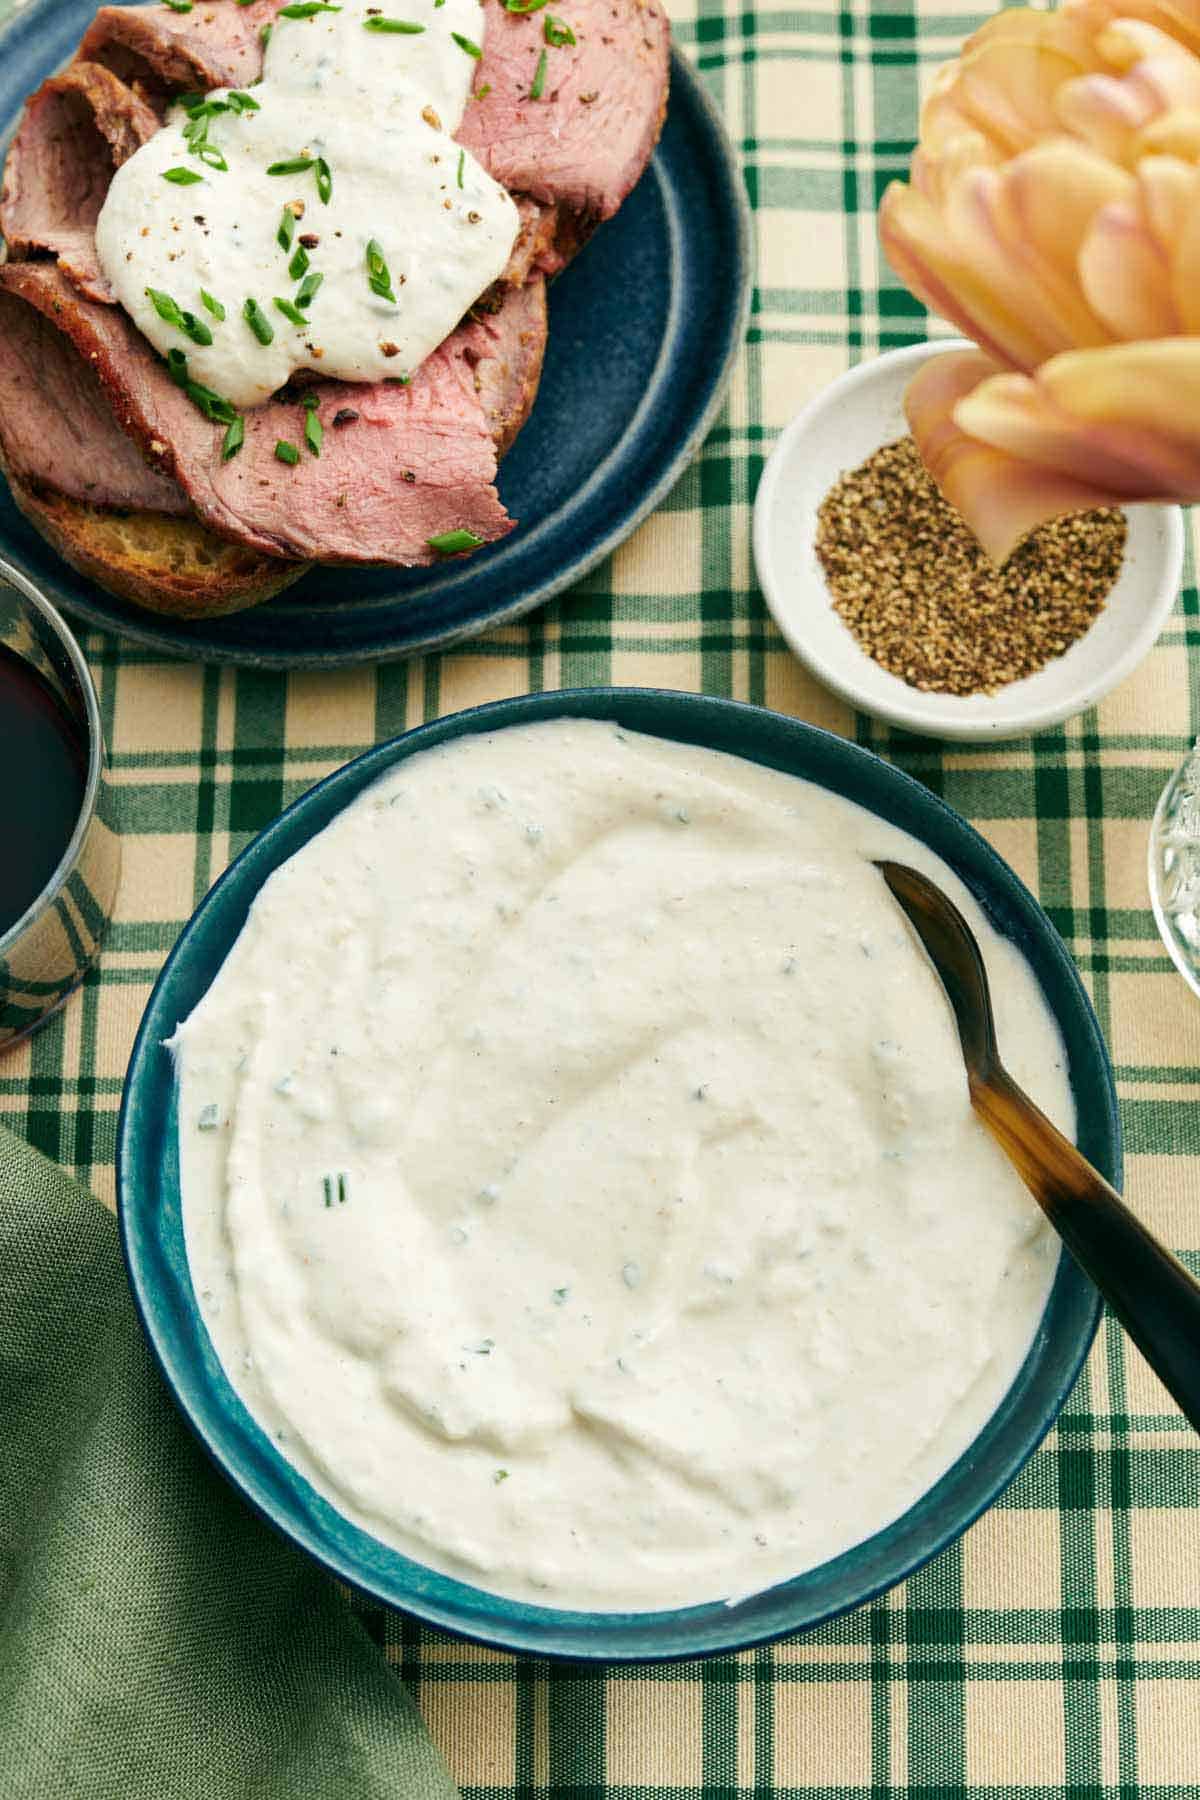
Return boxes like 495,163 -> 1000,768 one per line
974,1066 -> 1200,1433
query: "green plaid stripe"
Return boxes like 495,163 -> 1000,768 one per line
4,0 -> 1200,1787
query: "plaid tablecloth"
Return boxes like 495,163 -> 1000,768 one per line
4,0 -> 1200,1789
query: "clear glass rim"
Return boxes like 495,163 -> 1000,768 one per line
0,553 -> 106,959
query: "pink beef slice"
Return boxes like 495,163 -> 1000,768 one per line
0,282 -> 187,512
75,0 -> 282,107
0,264 -> 548,564
0,64 -> 158,302
457,0 -> 670,219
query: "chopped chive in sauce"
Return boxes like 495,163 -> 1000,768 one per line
200,288 -> 226,320
493,1468 -> 510,1484
243,296 -> 275,344
288,244 -> 310,280
428,528 -> 484,554
162,166 -> 204,184
544,13 -> 575,43
277,206 -> 297,252
276,440 -> 301,465
475,82 -> 491,99
274,295 -> 307,325
304,407 -> 323,456
195,141 -> 228,171
145,287 -> 213,345
321,1171 -> 349,1205
362,14 -> 426,28
197,1102 -> 220,1129
295,270 -> 324,306
503,0 -> 549,10
365,238 -> 397,304
221,415 -> 245,460
267,156 -> 315,175
260,21 -> 273,44
165,350 -> 239,424
530,48 -> 547,98
456,148 -> 465,188
163,0 -> 194,14
315,156 -> 333,204
279,2 -> 342,15
451,30 -> 482,56
226,90 -> 261,112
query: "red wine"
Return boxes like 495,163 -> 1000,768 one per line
0,645 -> 88,938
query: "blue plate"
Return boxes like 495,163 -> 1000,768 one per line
0,10 -> 750,667
119,690 -> 1117,1661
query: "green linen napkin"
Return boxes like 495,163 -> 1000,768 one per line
0,1123 -> 460,1800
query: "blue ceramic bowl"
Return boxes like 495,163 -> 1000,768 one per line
119,691 -> 1116,1660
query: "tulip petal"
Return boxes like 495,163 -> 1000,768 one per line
879,181 -> 1047,368
904,351 -> 1122,562
1078,198 -> 1181,336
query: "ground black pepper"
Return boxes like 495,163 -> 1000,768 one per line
815,437 -> 1127,696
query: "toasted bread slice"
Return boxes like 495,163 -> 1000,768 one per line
6,475 -> 307,619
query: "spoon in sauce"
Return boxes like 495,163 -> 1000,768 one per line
877,859 -> 1200,1435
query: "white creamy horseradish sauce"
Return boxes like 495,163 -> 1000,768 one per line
96,0 -> 518,408
175,721 -> 1073,1612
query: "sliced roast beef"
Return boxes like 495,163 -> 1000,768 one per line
0,264 -> 549,564
0,283 -> 187,513
464,280 -> 548,456
76,0 -> 281,109
0,64 -> 158,302
458,0 -> 669,220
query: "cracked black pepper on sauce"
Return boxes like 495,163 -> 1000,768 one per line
815,437 -> 1128,697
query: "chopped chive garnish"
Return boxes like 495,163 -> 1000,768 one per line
227,90 -> 260,111
456,148 -> 464,188
277,206 -> 297,252
274,295 -> 307,324
196,141 -> 228,171
178,91 -> 204,110
451,30 -> 482,56
475,81 -> 491,99
278,2 -> 342,14
267,156 -> 314,175
543,14 -> 574,43
276,440 -> 301,465
363,14 -> 426,27
162,166 -> 204,184
295,270 -> 324,306
145,287 -> 213,345
200,289 -> 226,320
314,156 -> 332,204
146,287 -> 185,329
163,1 -> 193,13
221,415 -> 245,460
304,406 -> 323,455
493,1467 -> 510,1484
243,296 -> 275,344
288,244 -> 309,280
165,351 -> 238,423
321,1171 -> 348,1204
503,0 -> 549,10
530,48 -> 547,97
365,238 -> 396,303
428,528 -> 485,554
260,21 -> 273,43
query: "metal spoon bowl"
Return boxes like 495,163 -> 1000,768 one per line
878,859 -> 1200,1435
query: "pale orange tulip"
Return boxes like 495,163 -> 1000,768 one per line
880,0 -> 1200,556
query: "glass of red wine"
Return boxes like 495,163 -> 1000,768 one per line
0,557 -> 120,1049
